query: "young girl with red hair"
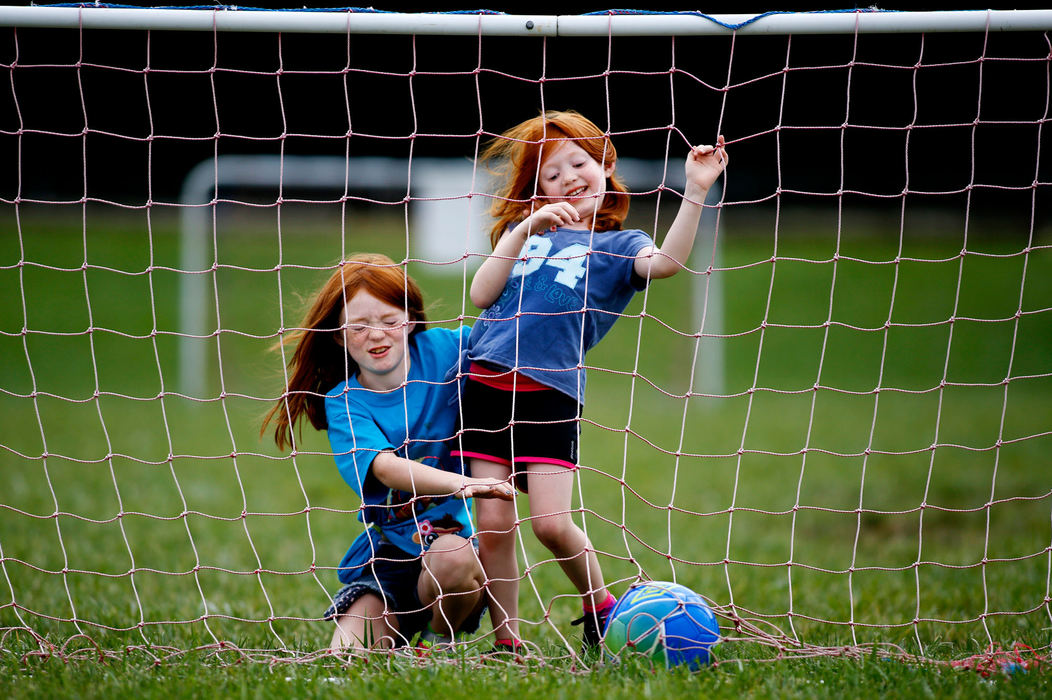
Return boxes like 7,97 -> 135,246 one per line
455,111 -> 728,653
263,253 -> 513,653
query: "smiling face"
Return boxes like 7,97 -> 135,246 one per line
537,140 -> 616,229
336,289 -> 414,391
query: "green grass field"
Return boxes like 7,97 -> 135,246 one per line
1,203 -> 1050,697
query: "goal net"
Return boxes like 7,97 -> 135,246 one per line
0,5 -> 1049,667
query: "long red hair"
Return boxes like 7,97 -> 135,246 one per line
482,110 -> 630,248
261,253 -> 427,451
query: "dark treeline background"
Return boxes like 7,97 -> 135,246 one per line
0,3 -> 1048,218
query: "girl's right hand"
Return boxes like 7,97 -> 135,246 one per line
475,201 -> 581,309
460,478 -> 515,501
521,202 -> 581,236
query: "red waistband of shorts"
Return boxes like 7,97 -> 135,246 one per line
467,362 -> 549,392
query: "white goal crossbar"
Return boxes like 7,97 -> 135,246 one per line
0,6 -> 1050,36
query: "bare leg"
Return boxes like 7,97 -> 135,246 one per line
417,533 -> 487,638
472,459 -> 520,641
329,592 -> 400,651
526,463 -> 609,609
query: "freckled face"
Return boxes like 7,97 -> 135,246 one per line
537,141 -> 616,228
336,290 -> 414,391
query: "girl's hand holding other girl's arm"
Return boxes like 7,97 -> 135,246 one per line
459,477 -> 516,501
470,202 -> 580,309
371,452 -> 515,500
634,135 -> 728,281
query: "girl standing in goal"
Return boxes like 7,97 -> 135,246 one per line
455,110 -> 727,654
262,253 -> 514,653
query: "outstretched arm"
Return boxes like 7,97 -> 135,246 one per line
470,202 -> 582,309
634,135 -> 728,281
370,451 -> 514,500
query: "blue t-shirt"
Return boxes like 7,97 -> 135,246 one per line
466,227 -> 651,403
325,325 -> 472,583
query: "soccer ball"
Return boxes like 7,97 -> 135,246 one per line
603,580 -> 720,669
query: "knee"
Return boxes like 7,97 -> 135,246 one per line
425,535 -> 484,590
530,512 -> 573,553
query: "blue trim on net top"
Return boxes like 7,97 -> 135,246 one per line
37,4 -> 904,30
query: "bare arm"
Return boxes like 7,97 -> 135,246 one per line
634,135 -> 728,281
470,202 -> 582,309
370,451 -> 514,500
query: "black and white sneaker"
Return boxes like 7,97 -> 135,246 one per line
571,601 -> 615,652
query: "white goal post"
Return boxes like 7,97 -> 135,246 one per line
176,155 -> 717,397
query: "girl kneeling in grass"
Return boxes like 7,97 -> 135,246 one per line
263,253 -> 513,652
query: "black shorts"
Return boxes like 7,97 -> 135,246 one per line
322,543 -> 485,645
451,377 -> 581,492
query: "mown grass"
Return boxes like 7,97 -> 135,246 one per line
1,202 -> 1049,696
1,636 -> 1050,699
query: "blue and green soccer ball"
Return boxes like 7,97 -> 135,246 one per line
603,581 -> 720,669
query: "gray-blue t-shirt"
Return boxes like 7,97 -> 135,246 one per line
466,227 -> 651,403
